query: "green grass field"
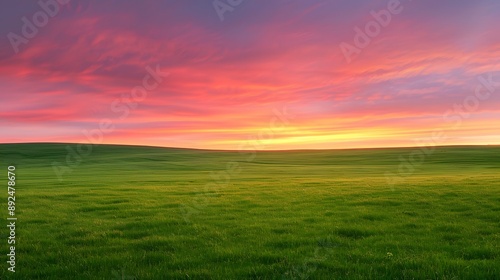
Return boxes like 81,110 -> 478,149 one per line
1,143 -> 499,279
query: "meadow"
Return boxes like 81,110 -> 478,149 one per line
0,143 -> 499,279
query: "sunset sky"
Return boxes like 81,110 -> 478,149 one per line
1,0 -> 499,150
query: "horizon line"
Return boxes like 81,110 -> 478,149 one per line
1,141 -> 499,152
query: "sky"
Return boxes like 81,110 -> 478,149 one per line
1,0 -> 499,150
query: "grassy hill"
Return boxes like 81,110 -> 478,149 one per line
1,143 -> 499,279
